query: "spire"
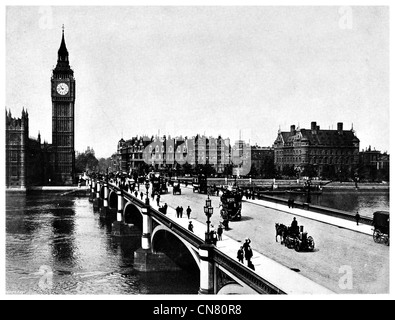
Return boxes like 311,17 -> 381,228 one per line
58,25 -> 69,62
54,25 -> 73,74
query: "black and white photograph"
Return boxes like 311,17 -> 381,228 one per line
2,2 -> 392,302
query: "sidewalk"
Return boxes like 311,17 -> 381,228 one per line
245,198 -> 373,236
147,196 -> 334,295
179,184 -> 372,236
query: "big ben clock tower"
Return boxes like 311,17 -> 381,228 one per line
51,26 -> 75,185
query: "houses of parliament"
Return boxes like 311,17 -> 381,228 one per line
5,28 -> 76,189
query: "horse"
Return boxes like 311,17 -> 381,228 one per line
275,223 -> 288,244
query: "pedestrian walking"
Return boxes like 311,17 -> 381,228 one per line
243,238 -> 253,265
140,191 -> 144,200
188,221 -> 194,233
134,190 -> 138,198
212,231 -> 218,246
176,206 -> 180,218
355,212 -> 361,226
163,203 -> 168,215
217,224 -> 223,241
156,194 -> 160,207
186,206 -> 192,219
237,246 -> 244,264
180,206 -> 184,218
244,245 -> 253,265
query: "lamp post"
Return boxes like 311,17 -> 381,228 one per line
145,180 -> 150,205
204,195 -> 214,244
306,179 -> 311,204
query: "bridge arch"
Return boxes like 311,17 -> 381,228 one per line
152,225 -> 200,271
217,283 -> 257,295
123,202 -> 143,230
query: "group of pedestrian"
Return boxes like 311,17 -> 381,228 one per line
159,203 -> 168,215
207,223 -> 225,246
287,198 -> 295,208
244,190 -> 255,200
175,206 -> 192,219
175,206 -> 184,218
237,238 -> 254,270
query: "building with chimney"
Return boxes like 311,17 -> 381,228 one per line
274,122 -> 360,179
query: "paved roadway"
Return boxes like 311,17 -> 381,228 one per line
157,185 -> 389,294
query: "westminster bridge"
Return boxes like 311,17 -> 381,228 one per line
86,178 -> 342,295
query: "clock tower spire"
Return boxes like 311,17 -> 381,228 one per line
51,25 -> 76,185
54,25 -> 73,75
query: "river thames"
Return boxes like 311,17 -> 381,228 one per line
5,189 -> 389,295
277,190 -> 389,218
6,193 -> 199,295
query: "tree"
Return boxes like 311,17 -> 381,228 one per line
282,165 -> 297,178
98,157 -> 112,173
302,164 -> 317,179
75,148 -> 99,173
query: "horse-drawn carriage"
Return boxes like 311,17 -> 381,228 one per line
192,174 -> 207,194
275,223 -> 315,252
372,211 -> 389,246
173,181 -> 181,195
220,188 -> 242,222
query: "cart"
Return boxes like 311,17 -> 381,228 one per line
373,211 -> 389,246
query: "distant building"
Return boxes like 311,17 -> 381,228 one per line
117,134 -> 232,176
5,109 -> 51,189
359,146 -> 390,181
117,136 -> 152,174
5,109 -> 28,189
250,145 -> 275,178
274,122 -> 360,178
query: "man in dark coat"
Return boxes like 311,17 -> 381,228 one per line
180,206 -> 184,218
186,206 -> 192,219
237,246 -> 244,264
188,221 -> 194,233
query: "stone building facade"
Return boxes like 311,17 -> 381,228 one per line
274,122 -> 360,178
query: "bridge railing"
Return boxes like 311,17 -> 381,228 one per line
213,248 -> 285,295
108,182 -> 204,249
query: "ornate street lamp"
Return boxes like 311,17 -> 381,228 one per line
145,180 -> 150,205
204,195 -> 214,244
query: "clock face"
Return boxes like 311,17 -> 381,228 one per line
56,82 -> 69,95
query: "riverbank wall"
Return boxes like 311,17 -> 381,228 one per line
257,194 -> 374,226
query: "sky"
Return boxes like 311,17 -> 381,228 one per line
4,5 -> 390,159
